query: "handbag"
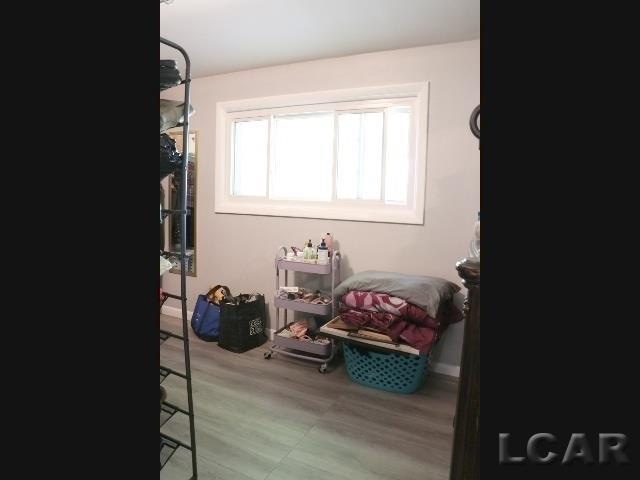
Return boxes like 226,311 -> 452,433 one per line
190,294 -> 221,341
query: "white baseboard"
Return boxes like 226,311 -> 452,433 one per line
429,362 -> 460,378
161,305 -> 194,319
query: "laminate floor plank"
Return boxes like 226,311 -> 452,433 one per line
159,314 -> 456,480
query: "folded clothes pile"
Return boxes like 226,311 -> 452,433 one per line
160,60 -> 195,184
335,271 -> 463,353
277,319 -> 330,344
160,59 -> 182,91
276,287 -> 331,305
160,133 -> 183,181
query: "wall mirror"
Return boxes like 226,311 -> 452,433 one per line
162,129 -> 197,276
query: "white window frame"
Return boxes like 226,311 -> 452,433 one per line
215,82 -> 429,224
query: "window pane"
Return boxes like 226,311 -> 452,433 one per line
271,113 -> 334,201
385,107 -> 411,204
232,119 -> 268,196
337,111 -> 383,200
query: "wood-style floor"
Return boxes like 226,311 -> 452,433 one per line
160,314 -> 458,480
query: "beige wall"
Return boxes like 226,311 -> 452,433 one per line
161,39 -> 479,369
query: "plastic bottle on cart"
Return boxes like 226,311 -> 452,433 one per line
303,239 -> 316,261
317,238 -> 329,265
324,233 -> 333,257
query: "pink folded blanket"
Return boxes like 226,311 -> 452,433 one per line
340,308 -> 437,352
341,290 -> 440,329
340,290 -> 462,353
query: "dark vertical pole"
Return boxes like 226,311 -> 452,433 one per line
160,36 -> 198,480
449,259 -> 480,480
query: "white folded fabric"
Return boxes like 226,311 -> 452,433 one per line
160,256 -> 173,276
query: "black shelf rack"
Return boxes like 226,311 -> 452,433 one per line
159,36 -> 198,479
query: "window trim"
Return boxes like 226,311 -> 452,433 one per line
215,82 -> 429,224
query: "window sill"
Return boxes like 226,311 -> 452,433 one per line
214,199 -> 423,225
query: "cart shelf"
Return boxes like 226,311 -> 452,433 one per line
273,297 -> 332,316
274,258 -> 332,274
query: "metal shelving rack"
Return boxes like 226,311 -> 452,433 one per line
159,36 -> 198,479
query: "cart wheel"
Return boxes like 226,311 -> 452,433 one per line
318,364 -> 327,374
264,351 -> 272,360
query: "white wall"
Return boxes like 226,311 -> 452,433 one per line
161,39 -> 479,369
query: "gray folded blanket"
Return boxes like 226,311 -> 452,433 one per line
160,99 -> 195,133
334,270 -> 460,318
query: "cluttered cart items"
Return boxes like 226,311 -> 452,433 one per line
276,287 -> 331,305
283,234 -> 334,265
266,245 -> 341,373
276,319 -> 331,345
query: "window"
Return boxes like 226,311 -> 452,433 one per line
216,83 -> 429,224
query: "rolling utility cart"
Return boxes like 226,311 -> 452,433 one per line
264,246 -> 340,373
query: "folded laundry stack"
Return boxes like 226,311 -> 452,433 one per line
160,60 -> 195,181
160,59 -> 182,91
335,271 -> 463,354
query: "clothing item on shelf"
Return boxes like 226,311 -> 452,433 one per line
160,59 -> 182,91
160,99 -> 195,133
160,133 -> 182,181
160,256 -> 173,276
